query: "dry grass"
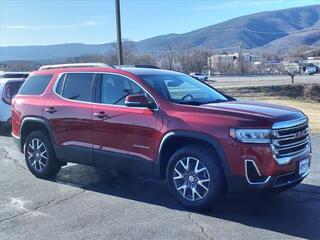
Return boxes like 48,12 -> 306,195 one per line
254,97 -> 320,133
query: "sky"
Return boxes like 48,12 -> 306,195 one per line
0,0 -> 319,47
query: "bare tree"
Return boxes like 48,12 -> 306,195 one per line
110,39 -> 136,64
161,44 -> 177,70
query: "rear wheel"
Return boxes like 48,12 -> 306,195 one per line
166,145 -> 225,210
24,131 -> 61,178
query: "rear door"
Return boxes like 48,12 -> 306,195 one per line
92,73 -> 160,174
44,72 -> 96,165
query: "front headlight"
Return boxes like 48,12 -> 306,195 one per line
230,129 -> 271,143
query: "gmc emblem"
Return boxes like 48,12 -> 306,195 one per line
295,130 -> 306,138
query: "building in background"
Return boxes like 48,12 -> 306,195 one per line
282,61 -> 301,73
208,52 -> 262,69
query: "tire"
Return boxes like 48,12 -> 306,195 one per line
24,131 -> 61,179
166,145 -> 226,211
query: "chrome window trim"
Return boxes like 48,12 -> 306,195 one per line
52,72 -> 159,111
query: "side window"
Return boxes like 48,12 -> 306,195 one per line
55,74 -> 66,95
100,74 -> 150,106
18,74 -> 53,95
60,73 -> 94,102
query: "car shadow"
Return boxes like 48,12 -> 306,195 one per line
0,130 -> 11,137
50,164 -> 320,240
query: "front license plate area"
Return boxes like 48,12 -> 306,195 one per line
299,159 -> 310,175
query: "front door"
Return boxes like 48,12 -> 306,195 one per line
92,73 -> 161,175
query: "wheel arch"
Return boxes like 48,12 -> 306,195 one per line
154,130 -> 230,180
20,117 -> 55,153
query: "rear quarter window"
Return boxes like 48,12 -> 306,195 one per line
18,74 -> 53,95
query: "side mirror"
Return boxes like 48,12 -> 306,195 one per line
125,94 -> 150,108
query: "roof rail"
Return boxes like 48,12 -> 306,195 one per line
114,64 -> 160,69
39,63 -> 114,71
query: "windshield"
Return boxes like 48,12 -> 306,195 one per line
138,73 -> 229,105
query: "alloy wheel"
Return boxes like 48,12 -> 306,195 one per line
27,138 -> 48,172
173,157 -> 211,201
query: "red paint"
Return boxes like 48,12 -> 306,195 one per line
12,67 -> 311,182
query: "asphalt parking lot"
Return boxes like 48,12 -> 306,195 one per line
0,134 -> 319,240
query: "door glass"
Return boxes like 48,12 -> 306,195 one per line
100,74 -> 145,106
61,73 -> 94,102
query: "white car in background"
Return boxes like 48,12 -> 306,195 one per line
190,72 -> 209,81
305,65 -> 317,75
0,72 -> 29,133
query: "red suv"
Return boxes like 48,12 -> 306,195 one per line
12,63 -> 311,210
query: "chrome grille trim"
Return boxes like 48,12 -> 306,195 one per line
272,117 -> 308,129
272,129 -> 309,141
275,123 -> 308,132
277,144 -> 310,158
271,118 -> 310,165
273,138 -> 309,150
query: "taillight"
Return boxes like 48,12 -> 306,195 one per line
2,83 -> 12,105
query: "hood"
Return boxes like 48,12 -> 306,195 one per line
200,100 -> 306,124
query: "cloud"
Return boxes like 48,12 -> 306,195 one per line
83,20 -> 98,26
4,25 -> 29,29
4,20 -> 101,30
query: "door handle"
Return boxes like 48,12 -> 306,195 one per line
44,107 -> 57,113
93,111 -> 108,119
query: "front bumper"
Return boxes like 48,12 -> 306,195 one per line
227,156 -> 311,194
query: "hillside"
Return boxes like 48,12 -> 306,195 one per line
1,4 -> 320,61
135,4 -> 320,52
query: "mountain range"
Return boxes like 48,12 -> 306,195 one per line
1,4 -> 320,61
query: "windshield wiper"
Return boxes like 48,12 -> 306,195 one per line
68,95 -> 80,100
174,101 -> 204,106
173,99 -> 230,106
203,99 -> 229,104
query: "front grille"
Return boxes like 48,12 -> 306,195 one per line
272,121 -> 310,160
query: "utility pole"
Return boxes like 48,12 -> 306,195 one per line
239,42 -> 243,75
115,0 -> 123,65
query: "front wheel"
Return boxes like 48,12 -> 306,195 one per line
166,145 -> 226,210
24,131 -> 61,179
